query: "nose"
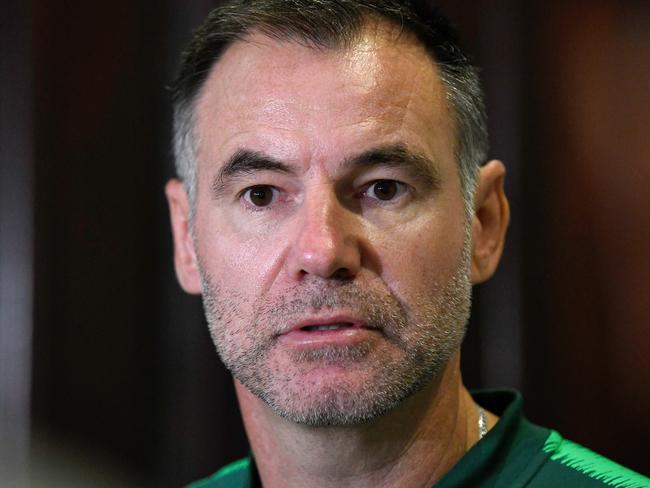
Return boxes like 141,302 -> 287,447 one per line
286,188 -> 362,280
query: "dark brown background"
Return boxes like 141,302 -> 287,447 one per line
1,0 -> 648,486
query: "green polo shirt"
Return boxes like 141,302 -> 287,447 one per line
187,390 -> 649,488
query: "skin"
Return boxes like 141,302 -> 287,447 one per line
166,21 -> 509,488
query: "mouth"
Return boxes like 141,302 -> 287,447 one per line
277,316 -> 380,349
299,322 -> 356,332
287,315 -> 378,334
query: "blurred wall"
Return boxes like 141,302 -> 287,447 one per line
0,0 -> 647,486
523,0 -> 650,473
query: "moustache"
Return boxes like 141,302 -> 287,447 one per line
252,281 -> 410,338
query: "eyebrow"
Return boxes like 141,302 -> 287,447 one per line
211,149 -> 294,197
210,143 -> 441,198
344,143 -> 441,189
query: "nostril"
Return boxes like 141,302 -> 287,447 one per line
332,267 -> 353,279
298,267 -> 353,279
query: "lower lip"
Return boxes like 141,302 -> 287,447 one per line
278,327 -> 381,348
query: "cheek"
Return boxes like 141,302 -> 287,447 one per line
374,214 -> 467,296
197,219 -> 288,293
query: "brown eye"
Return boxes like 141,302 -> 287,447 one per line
369,180 -> 398,201
245,186 -> 275,207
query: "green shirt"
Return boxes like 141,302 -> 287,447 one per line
188,390 -> 649,488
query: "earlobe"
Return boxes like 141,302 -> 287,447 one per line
470,160 -> 510,284
165,179 -> 203,294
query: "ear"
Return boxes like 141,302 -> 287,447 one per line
165,179 -> 202,294
470,160 -> 510,284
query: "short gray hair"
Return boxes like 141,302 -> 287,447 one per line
171,0 -> 488,217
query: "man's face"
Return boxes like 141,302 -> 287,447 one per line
190,25 -> 472,425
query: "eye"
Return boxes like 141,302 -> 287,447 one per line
242,185 -> 277,207
366,180 -> 404,201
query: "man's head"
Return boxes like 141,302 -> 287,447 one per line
166,0 -> 509,426
171,0 -> 488,217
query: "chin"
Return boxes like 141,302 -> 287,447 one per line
238,354 -> 440,427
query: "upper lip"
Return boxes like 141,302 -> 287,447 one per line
278,314 -> 378,336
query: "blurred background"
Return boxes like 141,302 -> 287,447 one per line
1,0 -> 648,486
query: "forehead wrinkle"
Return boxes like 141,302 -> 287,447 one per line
217,31 -> 409,115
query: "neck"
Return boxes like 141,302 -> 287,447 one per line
235,354 -> 482,488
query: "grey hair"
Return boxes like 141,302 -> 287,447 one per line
171,0 -> 488,218
172,95 -> 199,221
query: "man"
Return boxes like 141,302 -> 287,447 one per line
165,1 -> 648,487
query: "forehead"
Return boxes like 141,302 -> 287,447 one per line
194,22 -> 455,172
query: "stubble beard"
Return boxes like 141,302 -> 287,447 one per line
199,236 -> 472,427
